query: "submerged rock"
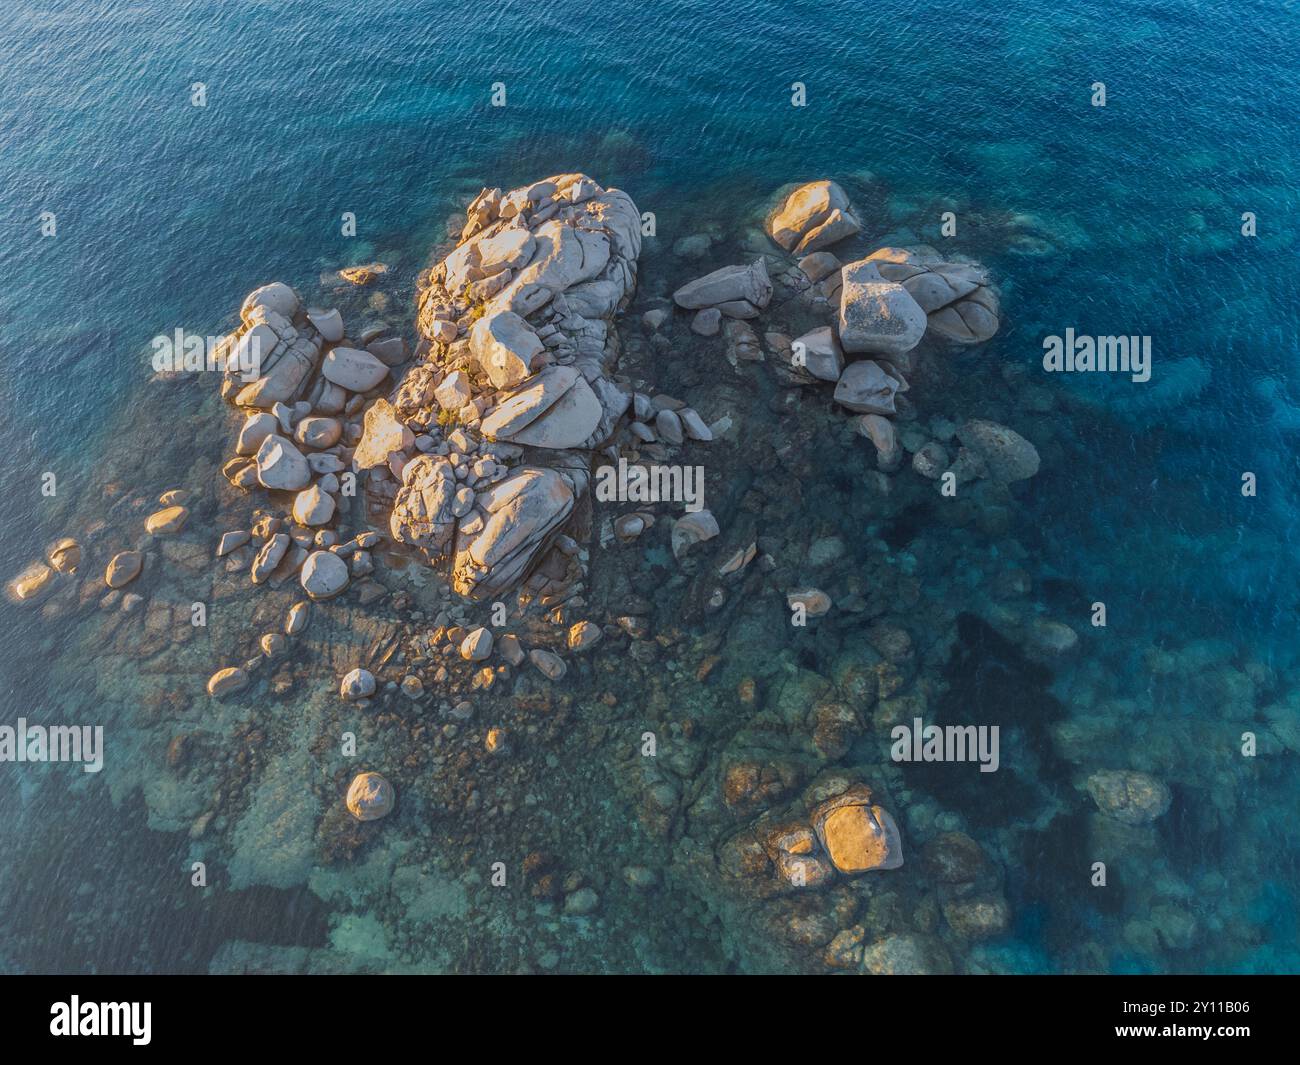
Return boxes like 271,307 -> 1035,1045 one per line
955,419 -> 1040,482
6,563 -> 55,603
529,648 -> 567,681
811,787 -> 904,873
671,510 -> 720,559
787,588 -> 832,617
1086,769 -> 1171,825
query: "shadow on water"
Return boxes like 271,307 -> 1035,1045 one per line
881,502 -> 933,551
904,612 -> 1068,826
902,614 -> 1128,955
0,784 -> 332,974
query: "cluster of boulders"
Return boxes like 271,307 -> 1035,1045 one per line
4,487 -> 205,618
366,171 -> 713,601
335,611 -> 598,712
743,180 -> 1038,491
5,537 -> 82,606
760,784 -> 905,889
200,282 -> 416,695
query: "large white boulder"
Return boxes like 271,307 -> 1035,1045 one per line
471,311 -> 543,389
255,435 -> 311,491
767,180 -> 860,254
838,259 -> 927,361
321,346 -> 389,392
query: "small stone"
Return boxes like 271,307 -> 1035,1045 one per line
217,530 -> 251,556
294,416 -> 342,449
460,626 -> 494,661
255,435 -> 311,491
105,551 -> 143,589
145,505 -> 189,535
292,483 -> 336,526
529,649 -> 567,681
655,408 -> 684,445
300,550 -> 350,599
260,633 -> 287,658
285,601 -> 310,635
340,667 -> 376,700
434,370 -> 472,411
251,533 -> 290,583
691,308 -> 722,336
678,408 -> 713,442
498,634 -> 525,666
207,667 -> 248,698
567,620 -> 602,652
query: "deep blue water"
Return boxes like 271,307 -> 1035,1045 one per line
1,0 -> 1298,972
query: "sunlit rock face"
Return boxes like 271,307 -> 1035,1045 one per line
372,173 -> 642,600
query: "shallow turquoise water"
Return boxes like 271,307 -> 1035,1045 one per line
1,0 -> 1298,972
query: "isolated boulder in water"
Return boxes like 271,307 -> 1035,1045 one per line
346,771 -> 395,821
767,180 -> 861,254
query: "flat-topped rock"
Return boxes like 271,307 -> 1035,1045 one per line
321,346 -> 389,392
838,258 -> 927,360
